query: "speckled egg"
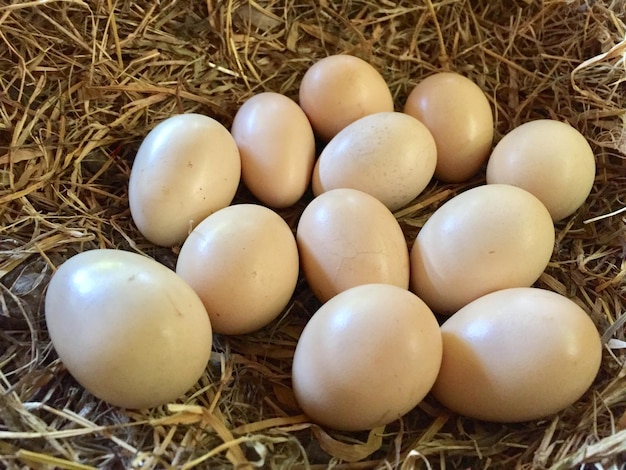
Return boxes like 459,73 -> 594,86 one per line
312,112 -> 437,211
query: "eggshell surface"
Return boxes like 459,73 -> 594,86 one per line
410,184 -> 555,314
297,188 -> 410,303
431,287 -> 602,422
292,283 -> 443,431
176,204 -> 299,335
231,92 -> 316,208
299,54 -> 394,141
312,112 -> 437,211
45,249 -> 213,409
129,113 -> 241,246
486,119 -> 596,221
404,72 -> 494,182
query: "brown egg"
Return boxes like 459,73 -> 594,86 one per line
312,112 -> 437,211
410,184 -> 555,314
292,283 -> 442,431
299,54 -> 394,142
231,92 -> 316,208
486,119 -> 596,221
431,287 -> 602,422
404,72 -> 494,182
129,113 -> 241,247
297,188 -> 410,303
176,204 -> 299,335
45,249 -> 213,409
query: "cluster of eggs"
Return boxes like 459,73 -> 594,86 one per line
45,55 -> 601,430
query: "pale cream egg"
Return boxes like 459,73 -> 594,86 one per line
45,249 -> 213,409
432,287 -> 602,422
176,204 -> 299,335
129,113 -> 241,247
486,119 -> 596,221
410,184 -> 555,314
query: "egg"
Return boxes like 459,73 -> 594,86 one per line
231,92 -> 316,208
486,119 -> 596,221
176,204 -> 299,335
431,287 -> 602,422
311,112 -> 437,211
299,54 -> 394,142
129,113 -> 241,247
410,184 -> 555,314
297,188 -> 410,303
404,72 -> 494,182
44,249 -> 213,409
292,283 -> 442,431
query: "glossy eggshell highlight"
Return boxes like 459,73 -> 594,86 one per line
176,204 -> 299,335
404,72 -> 494,182
312,112 -> 437,211
231,92 -> 316,208
129,113 -> 241,247
410,184 -> 555,314
292,283 -> 443,431
45,249 -> 213,410
299,55 -> 394,142
431,287 -> 602,422
297,188 -> 410,303
486,119 -> 596,221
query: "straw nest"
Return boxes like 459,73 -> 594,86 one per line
1,0 -> 625,468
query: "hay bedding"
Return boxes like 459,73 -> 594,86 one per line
0,0 -> 625,468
